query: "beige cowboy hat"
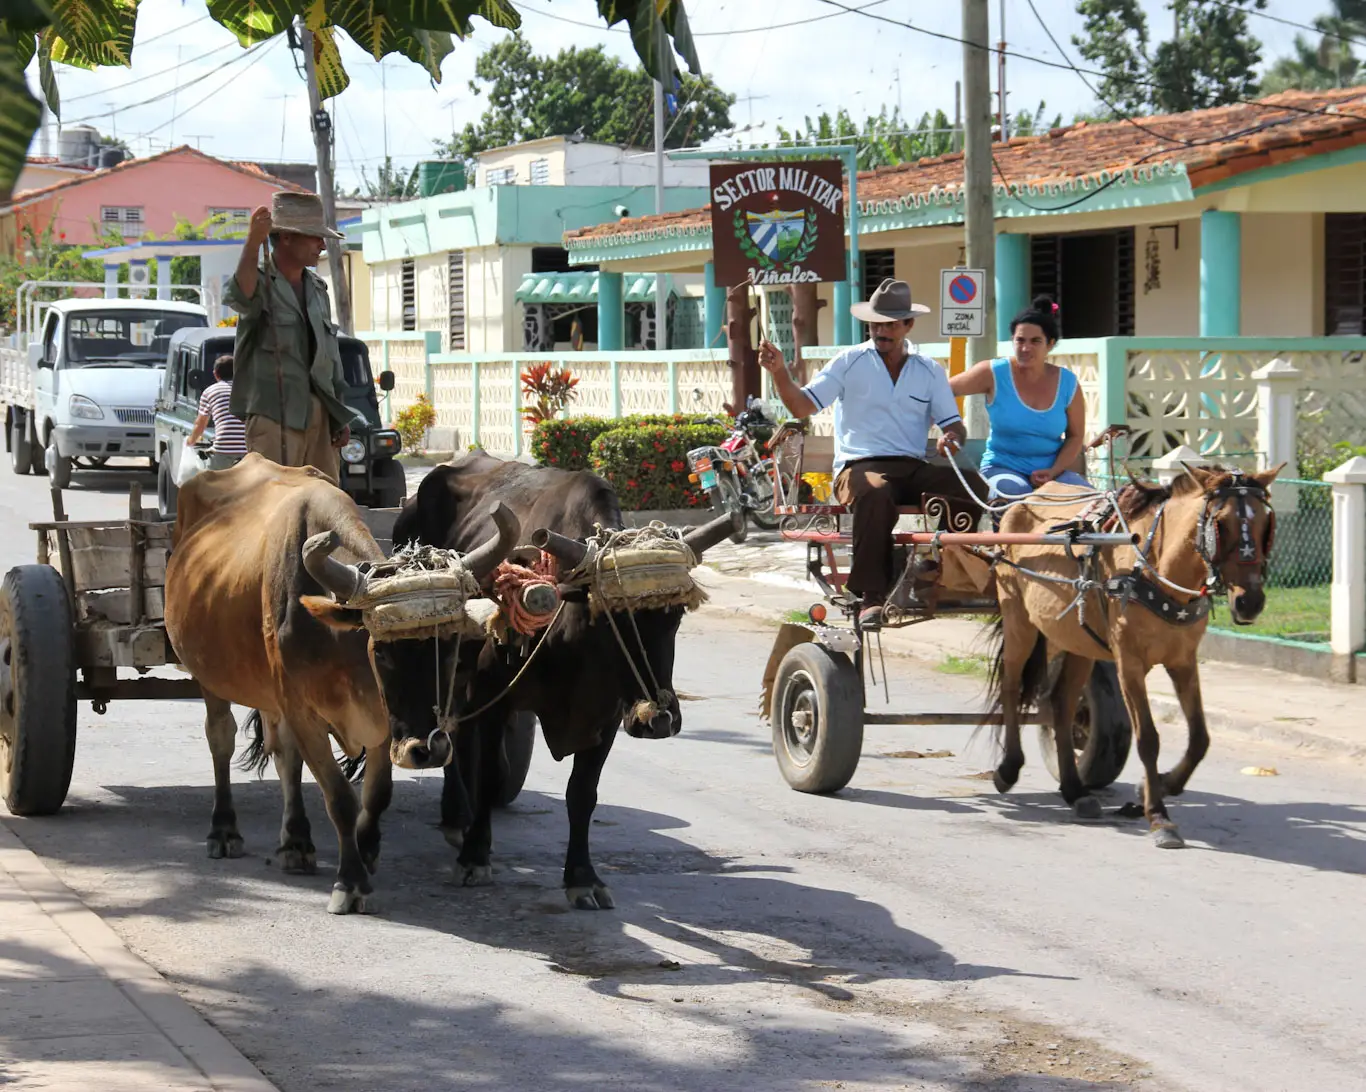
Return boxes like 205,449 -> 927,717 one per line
270,191 -> 343,240
850,278 -> 931,322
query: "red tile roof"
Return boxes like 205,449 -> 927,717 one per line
568,87 -> 1366,245
3,145 -> 307,211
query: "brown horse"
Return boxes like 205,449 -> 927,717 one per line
987,463 -> 1280,847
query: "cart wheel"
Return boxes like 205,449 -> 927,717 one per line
771,642 -> 863,794
1037,660 -> 1132,790
495,711 -> 536,808
0,565 -> 78,816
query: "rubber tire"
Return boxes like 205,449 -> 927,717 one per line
1037,660 -> 1133,790
771,642 -> 864,794
157,455 -> 178,521
29,425 -> 46,476
372,459 -> 408,509
10,419 -> 32,476
747,466 -> 792,531
46,439 -> 71,490
0,565 -> 78,816
710,477 -> 747,544
494,711 -> 537,808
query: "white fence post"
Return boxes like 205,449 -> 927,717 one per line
1253,357 -> 1301,513
1325,456 -> 1366,672
1153,444 -> 1205,487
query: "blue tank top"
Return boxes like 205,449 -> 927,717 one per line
981,358 -> 1078,476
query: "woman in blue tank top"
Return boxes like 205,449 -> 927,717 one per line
949,295 -> 1088,499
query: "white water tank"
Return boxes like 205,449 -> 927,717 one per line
58,125 -> 102,167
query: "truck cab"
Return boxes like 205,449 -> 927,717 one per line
154,328 -> 405,519
3,298 -> 208,488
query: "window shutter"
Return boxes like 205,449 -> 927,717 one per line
401,259 -> 416,332
447,251 -> 465,350
1325,213 -> 1366,335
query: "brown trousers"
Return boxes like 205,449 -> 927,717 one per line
245,395 -> 340,483
833,457 -> 986,600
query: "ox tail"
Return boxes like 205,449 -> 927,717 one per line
982,617 -> 1051,752
237,710 -> 271,778
338,747 -> 367,785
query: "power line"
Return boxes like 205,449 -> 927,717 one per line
136,14 -> 212,47
63,41 -> 238,103
512,0 -> 891,37
122,39 -> 280,143
1207,0 -> 1366,52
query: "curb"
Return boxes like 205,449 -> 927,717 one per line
0,818 -> 278,1092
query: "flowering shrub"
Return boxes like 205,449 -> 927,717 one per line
590,422 -> 729,511
395,393 -> 437,454
520,361 -> 580,424
532,413 -> 727,472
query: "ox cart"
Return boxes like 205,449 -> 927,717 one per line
0,488 -> 535,816
757,430 -> 1136,795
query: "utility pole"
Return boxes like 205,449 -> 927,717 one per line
300,24 -> 354,336
962,0 -> 995,438
653,24 -> 668,352
953,80 -> 962,153
997,0 -> 1008,141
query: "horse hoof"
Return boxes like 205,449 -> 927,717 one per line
278,846 -> 317,874
1152,825 -> 1185,849
566,883 -> 615,911
992,769 -> 1017,794
1072,795 -> 1103,821
459,864 -> 494,887
327,885 -> 367,915
206,833 -> 243,860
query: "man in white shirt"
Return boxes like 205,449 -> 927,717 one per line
759,278 -> 983,627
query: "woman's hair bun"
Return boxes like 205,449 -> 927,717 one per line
1030,294 -> 1057,313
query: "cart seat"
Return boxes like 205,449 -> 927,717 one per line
772,433 -> 946,518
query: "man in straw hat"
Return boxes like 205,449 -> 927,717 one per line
225,191 -> 363,481
759,278 -> 984,628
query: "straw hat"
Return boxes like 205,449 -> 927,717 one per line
270,191 -> 342,240
850,278 -> 931,323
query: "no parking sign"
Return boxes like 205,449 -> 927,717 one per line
939,268 -> 985,338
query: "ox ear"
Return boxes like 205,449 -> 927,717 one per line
300,595 -> 365,632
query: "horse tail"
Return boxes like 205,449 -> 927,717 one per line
237,710 -> 271,777
982,617 -> 1051,748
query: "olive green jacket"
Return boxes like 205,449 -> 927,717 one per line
224,259 -> 361,433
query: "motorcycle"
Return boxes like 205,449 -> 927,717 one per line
686,398 -> 799,541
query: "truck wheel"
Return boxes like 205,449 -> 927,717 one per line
0,565 -> 78,816
495,711 -> 537,807
45,439 -> 71,490
372,460 -> 408,509
157,456 -> 179,521
1037,661 -> 1133,790
9,419 -> 32,476
771,643 -> 863,794
29,423 -> 46,476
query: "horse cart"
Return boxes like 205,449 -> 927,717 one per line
0,486 -> 536,817
758,430 -> 1137,795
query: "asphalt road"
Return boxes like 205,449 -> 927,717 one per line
1,461 -> 1364,1092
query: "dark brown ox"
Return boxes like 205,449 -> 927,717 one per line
384,451 -> 739,910
163,453 -> 516,913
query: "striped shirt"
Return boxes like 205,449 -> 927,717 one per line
198,381 -> 248,455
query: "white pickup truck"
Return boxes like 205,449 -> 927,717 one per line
1,295 -> 209,488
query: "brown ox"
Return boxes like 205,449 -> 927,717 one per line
164,453 -> 515,913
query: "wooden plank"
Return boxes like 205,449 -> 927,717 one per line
65,546 -> 167,592
81,586 -> 165,625
75,677 -> 201,702
64,524 -> 173,551
74,622 -> 174,669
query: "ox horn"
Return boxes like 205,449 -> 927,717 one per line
464,501 -> 521,582
683,506 -> 745,559
303,530 -> 366,602
530,527 -> 588,569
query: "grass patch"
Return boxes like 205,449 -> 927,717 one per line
938,653 -> 992,677
782,609 -> 812,624
1210,583 -> 1329,643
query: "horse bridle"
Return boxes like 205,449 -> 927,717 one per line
1194,472 -> 1275,596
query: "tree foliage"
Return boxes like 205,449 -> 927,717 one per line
1261,0 -> 1366,93
1073,0 -> 1266,116
0,1 -> 701,203
359,156 -> 420,200
433,34 -> 733,161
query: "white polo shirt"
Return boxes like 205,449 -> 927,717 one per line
802,340 -> 962,474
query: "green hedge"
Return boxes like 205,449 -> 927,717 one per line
590,422 -> 730,511
532,413 -> 724,472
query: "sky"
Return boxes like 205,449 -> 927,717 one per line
24,0 -> 1324,194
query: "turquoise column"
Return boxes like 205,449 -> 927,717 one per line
995,232 -> 1030,340
703,261 -> 725,348
834,277 -> 853,345
1200,210 -> 1242,336
597,271 -> 624,351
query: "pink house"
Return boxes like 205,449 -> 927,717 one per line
0,145 -> 305,255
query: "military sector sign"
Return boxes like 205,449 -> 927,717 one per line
939,268 -> 986,337
709,160 -> 846,287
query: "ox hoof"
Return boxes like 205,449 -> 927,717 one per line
458,864 -> 494,887
206,832 -> 244,860
1072,795 -> 1103,821
1151,824 -> 1186,850
441,826 -> 465,851
278,845 -> 318,875
566,884 -> 615,911
327,885 -> 368,915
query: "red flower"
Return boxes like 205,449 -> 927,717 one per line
542,440 -> 551,450
671,460 -> 685,473
548,456 -> 558,464
626,479 -> 637,488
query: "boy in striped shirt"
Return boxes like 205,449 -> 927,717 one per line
187,355 -> 248,470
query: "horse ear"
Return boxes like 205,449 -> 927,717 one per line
1180,461 -> 1215,487
1253,463 -> 1286,489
